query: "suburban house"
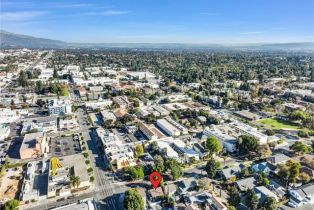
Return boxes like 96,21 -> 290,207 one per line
288,184 -> 314,208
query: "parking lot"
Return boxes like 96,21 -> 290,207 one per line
49,135 -> 81,157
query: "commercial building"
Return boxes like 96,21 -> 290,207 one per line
171,139 -> 199,162
47,99 -> 72,116
156,118 -> 188,137
156,119 -> 181,137
100,110 -> 116,123
47,155 -> 91,198
166,117 -> 188,135
85,99 -> 113,110
112,96 -> 130,109
230,122 -> 268,145
96,128 -> 136,170
59,119 -> 79,131
203,126 -> 237,153
0,108 -> 20,123
138,121 -> 165,140
19,132 -> 47,159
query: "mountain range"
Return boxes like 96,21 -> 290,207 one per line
1,30 -> 314,51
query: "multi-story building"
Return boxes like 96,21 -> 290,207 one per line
47,99 -> 72,116
19,132 -> 47,159
96,128 -> 136,170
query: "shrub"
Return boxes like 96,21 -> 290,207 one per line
85,160 -> 90,164
87,168 -> 93,173
89,176 -> 95,182
298,131 -> 309,138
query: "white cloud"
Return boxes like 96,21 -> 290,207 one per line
86,10 -> 130,16
0,11 -> 47,21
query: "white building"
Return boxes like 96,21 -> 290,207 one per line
0,108 -> 20,123
230,122 -> 268,145
288,184 -> 314,208
100,110 -> 117,122
203,126 -> 237,153
156,119 -> 181,137
96,128 -> 135,170
47,99 -> 72,116
85,99 -> 113,110
59,119 -> 79,131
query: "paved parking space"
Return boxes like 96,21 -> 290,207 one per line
50,135 -> 81,157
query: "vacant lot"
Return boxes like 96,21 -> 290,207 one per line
256,118 -> 302,130
0,167 -> 23,203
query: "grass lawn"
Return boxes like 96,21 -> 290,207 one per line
256,118 -> 303,130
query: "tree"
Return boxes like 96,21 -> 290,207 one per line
124,166 -> 144,180
197,178 -> 211,190
227,186 -> 240,207
205,158 -> 221,178
246,189 -> 259,210
124,189 -> 144,210
265,129 -> 275,136
166,158 -> 183,180
161,195 -> 175,208
290,141 -> 312,155
18,71 -> 28,87
206,136 -> 222,156
262,196 -> 278,210
299,172 -> 311,184
53,68 -> 59,78
4,199 -> 19,210
278,160 -> 301,186
237,135 -> 258,156
227,206 -> 236,210
70,176 -> 80,188
135,144 -> 144,157
256,172 -> 270,186
153,155 -> 164,173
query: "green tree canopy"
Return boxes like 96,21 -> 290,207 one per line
135,144 -> 144,157
124,166 -> 144,181
246,189 -> 259,210
4,199 -> 19,210
290,141 -> 312,155
166,158 -> 183,180
206,136 -> 223,156
237,135 -> 258,155
124,189 -> 145,210
227,186 -> 240,207
205,158 -> 221,178
262,196 -> 278,210
153,155 -> 165,173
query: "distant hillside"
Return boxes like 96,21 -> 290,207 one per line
0,30 -> 66,48
0,30 -> 314,51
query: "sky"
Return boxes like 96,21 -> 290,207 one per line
1,0 -> 314,43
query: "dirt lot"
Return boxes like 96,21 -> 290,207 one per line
0,167 -> 23,203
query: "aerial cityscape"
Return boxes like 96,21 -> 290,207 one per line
0,0 -> 314,210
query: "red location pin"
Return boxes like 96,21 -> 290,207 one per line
149,171 -> 162,189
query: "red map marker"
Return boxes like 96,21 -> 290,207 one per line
149,171 -> 162,189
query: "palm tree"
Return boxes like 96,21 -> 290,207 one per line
70,176 -> 81,189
